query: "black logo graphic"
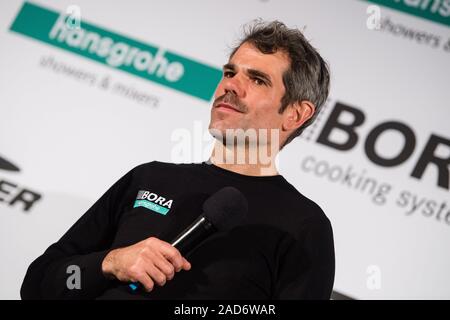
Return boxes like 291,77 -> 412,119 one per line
0,154 -> 41,212
0,155 -> 20,172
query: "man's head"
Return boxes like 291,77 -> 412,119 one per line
209,20 -> 330,149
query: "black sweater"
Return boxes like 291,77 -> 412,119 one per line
20,161 -> 335,300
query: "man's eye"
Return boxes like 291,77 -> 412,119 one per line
253,77 -> 266,86
223,71 -> 234,78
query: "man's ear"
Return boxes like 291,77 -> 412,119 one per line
282,100 -> 315,132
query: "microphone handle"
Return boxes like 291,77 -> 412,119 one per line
128,215 -> 216,292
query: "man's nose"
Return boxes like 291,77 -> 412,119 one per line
222,74 -> 246,98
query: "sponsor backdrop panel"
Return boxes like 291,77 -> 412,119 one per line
0,0 -> 449,299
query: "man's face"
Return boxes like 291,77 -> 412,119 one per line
209,42 -> 290,144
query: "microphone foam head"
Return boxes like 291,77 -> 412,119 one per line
202,186 -> 248,231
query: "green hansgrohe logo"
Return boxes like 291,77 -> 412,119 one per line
364,0 -> 450,27
9,2 -> 222,101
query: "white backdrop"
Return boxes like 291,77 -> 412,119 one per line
0,0 -> 449,299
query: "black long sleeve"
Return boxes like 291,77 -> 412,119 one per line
20,166 -> 137,299
274,216 -> 335,299
21,161 -> 335,300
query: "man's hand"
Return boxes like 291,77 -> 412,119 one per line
101,237 -> 191,292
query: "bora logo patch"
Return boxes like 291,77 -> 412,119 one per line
134,190 -> 174,215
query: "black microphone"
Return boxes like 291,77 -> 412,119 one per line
171,186 -> 248,253
129,186 -> 248,292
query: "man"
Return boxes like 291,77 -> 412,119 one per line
21,20 -> 334,300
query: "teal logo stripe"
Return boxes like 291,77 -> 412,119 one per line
363,0 -> 450,27
133,199 -> 169,215
9,2 -> 222,101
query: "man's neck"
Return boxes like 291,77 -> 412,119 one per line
209,141 -> 279,177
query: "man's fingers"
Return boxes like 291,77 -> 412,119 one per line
154,253 -> 175,280
134,273 -> 154,292
182,257 -> 191,271
147,264 -> 167,286
159,246 -> 184,272
144,237 -> 191,277
160,249 -> 190,272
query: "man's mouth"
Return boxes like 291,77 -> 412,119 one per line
215,103 -> 243,113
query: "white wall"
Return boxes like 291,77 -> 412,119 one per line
1,0 -> 449,299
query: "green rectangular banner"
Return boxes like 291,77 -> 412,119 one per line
364,0 -> 450,27
9,2 -> 222,101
